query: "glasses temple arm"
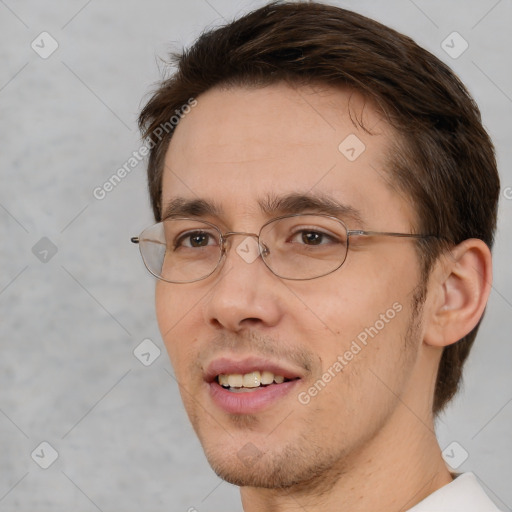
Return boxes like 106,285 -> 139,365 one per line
347,230 -> 442,239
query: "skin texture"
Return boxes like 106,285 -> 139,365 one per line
154,82 -> 492,511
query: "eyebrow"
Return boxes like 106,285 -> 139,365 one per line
161,197 -> 223,220
258,192 -> 366,227
161,192 -> 365,227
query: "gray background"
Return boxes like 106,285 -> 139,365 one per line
1,0 -> 511,510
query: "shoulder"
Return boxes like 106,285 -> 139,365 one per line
408,472 -> 503,512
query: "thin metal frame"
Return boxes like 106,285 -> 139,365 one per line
131,214 -> 441,283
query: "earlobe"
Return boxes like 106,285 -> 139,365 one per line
423,239 -> 492,348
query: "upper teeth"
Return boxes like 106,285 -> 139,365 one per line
218,371 -> 286,388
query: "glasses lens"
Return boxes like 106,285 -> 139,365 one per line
260,214 -> 348,279
139,219 -> 222,283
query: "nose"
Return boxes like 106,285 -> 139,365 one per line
202,233 -> 283,332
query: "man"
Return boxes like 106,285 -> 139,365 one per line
131,2 -> 501,510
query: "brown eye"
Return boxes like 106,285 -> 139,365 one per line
175,231 -> 217,249
301,231 -> 324,245
189,233 -> 210,247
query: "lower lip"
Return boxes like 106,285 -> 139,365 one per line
208,379 -> 300,414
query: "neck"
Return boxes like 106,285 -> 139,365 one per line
240,405 -> 453,512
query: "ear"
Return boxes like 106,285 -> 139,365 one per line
423,239 -> 492,348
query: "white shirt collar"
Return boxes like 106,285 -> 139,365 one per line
407,472 -> 502,511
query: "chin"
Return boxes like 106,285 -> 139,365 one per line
202,439 -> 343,490
207,454 -> 302,489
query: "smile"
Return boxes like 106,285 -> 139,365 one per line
205,358 -> 304,413
217,370 -> 295,391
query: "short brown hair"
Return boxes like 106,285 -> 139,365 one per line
138,1 -> 500,415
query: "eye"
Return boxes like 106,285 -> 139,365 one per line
290,229 -> 337,246
175,231 -> 218,249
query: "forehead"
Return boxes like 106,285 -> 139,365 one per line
162,82 -> 413,229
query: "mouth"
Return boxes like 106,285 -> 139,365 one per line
205,357 -> 303,414
216,370 -> 298,393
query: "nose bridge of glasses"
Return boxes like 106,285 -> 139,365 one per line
222,231 -> 258,247
221,231 -> 270,256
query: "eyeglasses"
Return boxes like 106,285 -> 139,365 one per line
131,213 -> 438,283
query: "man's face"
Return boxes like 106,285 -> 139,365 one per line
156,83 -> 427,488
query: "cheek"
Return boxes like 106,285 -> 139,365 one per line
155,283 -> 199,368
330,245 -> 419,312
292,271 -> 403,342
289,249 -> 418,377
155,283 -> 172,339
297,294 -> 416,439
